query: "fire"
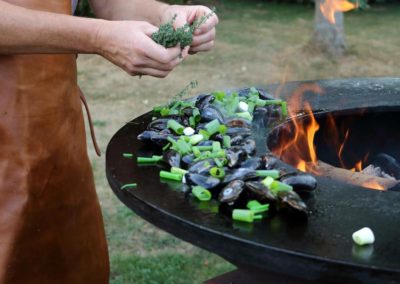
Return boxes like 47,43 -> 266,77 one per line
273,83 -> 387,191
362,180 -> 385,191
320,0 -> 358,24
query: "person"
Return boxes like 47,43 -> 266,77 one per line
0,0 -> 218,283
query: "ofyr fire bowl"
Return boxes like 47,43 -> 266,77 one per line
106,77 -> 400,283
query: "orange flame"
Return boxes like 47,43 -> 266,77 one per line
273,84 -> 386,191
320,0 -> 358,24
362,180 -> 385,191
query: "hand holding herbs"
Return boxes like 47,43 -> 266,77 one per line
96,20 -> 182,78
153,6 -> 217,53
125,84 -> 318,223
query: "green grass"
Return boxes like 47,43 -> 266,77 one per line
76,2 -> 400,283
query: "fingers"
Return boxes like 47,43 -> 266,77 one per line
191,28 -> 215,47
190,40 -> 214,53
193,13 -> 219,35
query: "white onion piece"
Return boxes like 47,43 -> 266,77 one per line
183,127 -> 195,136
352,227 -> 375,246
238,101 -> 249,112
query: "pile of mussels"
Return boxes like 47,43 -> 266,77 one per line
137,87 -> 317,220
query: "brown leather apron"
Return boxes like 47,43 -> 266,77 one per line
0,1 -> 109,283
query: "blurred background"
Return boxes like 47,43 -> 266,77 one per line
75,0 -> 400,282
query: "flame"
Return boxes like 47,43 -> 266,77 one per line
362,180 -> 385,191
273,83 -> 386,191
320,0 -> 358,24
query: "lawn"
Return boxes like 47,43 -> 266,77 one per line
77,1 -> 400,283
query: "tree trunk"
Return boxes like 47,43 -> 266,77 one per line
313,0 -> 346,57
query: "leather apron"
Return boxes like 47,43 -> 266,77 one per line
0,1 -> 109,283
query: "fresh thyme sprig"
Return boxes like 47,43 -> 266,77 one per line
152,8 -> 216,49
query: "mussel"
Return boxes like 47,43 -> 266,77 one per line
238,157 -> 262,170
226,148 -> 247,168
223,168 -> 257,184
241,139 -> 256,156
371,153 -> 400,180
277,190 -> 308,214
195,94 -> 215,110
200,105 -> 224,123
226,127 -> 252,138
281,174 -> 317,193
163,149 -> 181,168
188,159 -> 215,175
218,180 -> 245,204
225,118 -> 252,128
185,173 -> 220,189
245,181 -> 277,203
137,130 -> 173,147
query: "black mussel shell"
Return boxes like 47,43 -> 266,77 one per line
245,181 -> 277,203
223,168 -> 257,184
185,173 -> 220,189
195,94 -> 215,110
226,127 -> 252,137
277,190 -> 308,214
163,149 -> 181,168
260,154 -> 279,170
226,148 -> 247,168
197,140 -> 213,146
370,153 -> 400,180
147,118 -> 171,132
181,154 -> 195,167
188,159 -> 215,175
200,105 -> 224,123
230,135 -> 244,146
137,130 -> 172,147
241,139 -> 256,156
218,180 -> 245,203
281,174 -> 317,193
239,157 -> 262,170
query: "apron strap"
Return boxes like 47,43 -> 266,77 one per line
78,86 -> 102,157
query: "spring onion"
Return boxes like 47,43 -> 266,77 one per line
192,186 -> 212,201
189,134 -> 204,145
209,167 -> 225,178
167,120 -> 185,135
232,209 -> 263,223
122,153 -> 133,158
205,119 -> 221,136
264,99 -> 283,106
212,141 -> 221,152
189,116 -> 196,128
223,135 -> 231,148
236,112 -> 252,121
120,183 -> 137,190
192,108 -> 201,122
281,101 -> 288,117
246,200 -> 269,213
137,155 -> 163,164
171,167 -> 188,175
183,127 -> 195,136
160,171 -> 183,181
238,101 -> 249,112
352,227 -> 375,246
256,170 -> 280,179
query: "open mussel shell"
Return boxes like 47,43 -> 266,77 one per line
277,190 -> 308,214
185,173 -> 220,190
225,118 -> 252,128
218,180 -> 245,204
226,127 -> 252,137
280,174 -> 317,194
181,154 -> 195,167
260,153 -> 279,170
245,181 -> 277,203
163,149 -> 181,168
223,168 -> 258,184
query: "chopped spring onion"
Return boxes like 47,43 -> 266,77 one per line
281,101 -> 288,117
212,141 -> 221,152
189,116 -> 196,128
238,101 -> 249,112
167,120 -> 185,135
223,135 -> 231,148
246,200 -> 269,213
192,108 -> 201,123
189,134 -> 204,145
256,170 -> 280,179
120,183 -> 137,190
352,227 -> 375,246
192,186 -> 212,201
232,209 -> 263,223
137,155 -> 163,164
209,167 -> 225,178
122,153 -> 133,158
160,171 -> 183,182
205,119 -> 221,136
236,112 -> 252,121
171,167 -> 188,175
264,99 -> 283,106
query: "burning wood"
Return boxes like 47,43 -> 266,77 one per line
308,160 -> 399,191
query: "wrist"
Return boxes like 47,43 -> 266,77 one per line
92,19 -> 111,56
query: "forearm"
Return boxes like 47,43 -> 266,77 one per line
0,0 -> 103,54
89,0 -> 169,26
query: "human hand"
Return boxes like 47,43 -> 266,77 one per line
95,20 -> 182,78
160,5 -> 219,55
